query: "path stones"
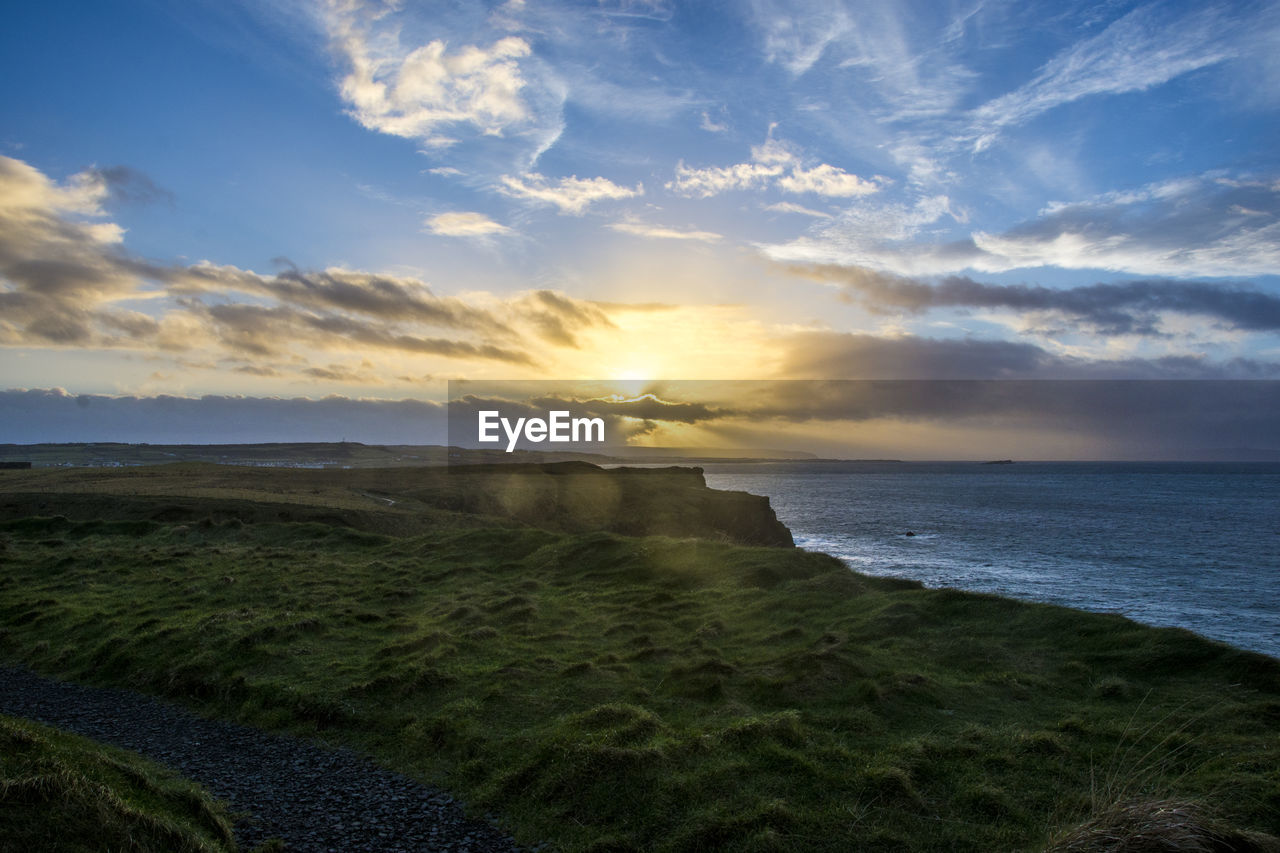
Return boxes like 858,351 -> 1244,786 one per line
0,667 -> 529,853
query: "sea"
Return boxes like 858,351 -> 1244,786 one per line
699,461 -> 1280,659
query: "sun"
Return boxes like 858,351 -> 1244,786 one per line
611,365 -> 654,381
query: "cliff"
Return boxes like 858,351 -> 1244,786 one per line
0,461 -> 796,548
429,462 -> 795,547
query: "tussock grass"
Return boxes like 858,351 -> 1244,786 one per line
0,714 -> 238,853
1,472 -> 1278,851
1046,799 -> 1280,853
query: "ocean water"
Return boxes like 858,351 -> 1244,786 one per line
700,462 -> 1280,659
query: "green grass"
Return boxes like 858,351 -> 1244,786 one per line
0,714 -> 239,853
1,495 -> 1278,851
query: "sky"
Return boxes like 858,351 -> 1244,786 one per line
1,0 -> 1278,456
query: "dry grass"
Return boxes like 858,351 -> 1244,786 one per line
1046,798 -> 1280,853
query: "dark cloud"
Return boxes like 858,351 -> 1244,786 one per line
782,330 -> 1054,378
992,177 -> 1280,278
445,378 -> 1280,460
446,392 -> 689,448
0,388 -> 447,444
781,329 -> 1280,380
177,265 -> 515,335
539,392 -> 721,424
0,155 -> 604,373
302,364 -> 379,383
195,302 -> 537,365
86,165 -> 175,207
521,290 -> 615,347
790,263 -> 1280,336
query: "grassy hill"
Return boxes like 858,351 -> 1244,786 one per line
0,714 -> 240,853
0,464 -> 1277,851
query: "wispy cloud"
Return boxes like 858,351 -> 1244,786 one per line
751,0 -> 853,75
667,132 -> 879,198
967,4 -> 1238,152
498,171 -> 642,214
764,201 -> 832,218
667,160 -> 783,198
700,110 -> 728,132
607,221 -> 723,242
764,173 -> 1280,278
424,211 -> 513,237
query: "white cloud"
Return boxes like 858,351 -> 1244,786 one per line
424,211 -> 513,237
778,163 -> 879,197
498,172 -> 642,214
667,131 -> 879,199
764,201 -> 832,218
321,1 -> 563,158
700,111 -> 728,132
752,0 -> 853,75
0,156 -> 111,219
968,4 -> 1237,152
763,173 -> 1280,278
607,222 -> 723,242
666,160 -> 783,198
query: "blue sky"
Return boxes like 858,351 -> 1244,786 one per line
2,0 -> 1278,449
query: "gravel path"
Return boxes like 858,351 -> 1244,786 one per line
0,667 -> 535,853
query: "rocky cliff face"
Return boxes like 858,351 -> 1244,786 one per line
435,462 -> 795,547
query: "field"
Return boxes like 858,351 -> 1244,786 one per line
1,463 -> 1278,851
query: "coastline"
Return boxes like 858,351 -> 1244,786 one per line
1,462 -> 1278,850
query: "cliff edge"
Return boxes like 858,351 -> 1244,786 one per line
432,462 -> 795,547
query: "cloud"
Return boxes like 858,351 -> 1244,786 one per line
0,387 -> 447,444
788,263 -> 1280,336
968,4 -> 1239,152
0,156 -> 152,348
497,171 -> 642,214
445,388 -> 728,448
751,0 -> 853,75
777,163 -> 879,197
513,289 -> 615,347
667,132 -> 879,198
764,201 -> 832,219
322,1 -> 564,158
172,264 -> 514,334
764,174 -> 1280,278
193,301 -> 537,364
424,211 -> 513,236
970,175 -> 1280,277
607,222 -> 722,242
0,155 -> 621,375
780,330 -> 1054,379
446,377 -> 1280,460
778,329 -> 1280,380
666,160 -> 783,198
699,111 -> 728,132
83,165 -> 174,207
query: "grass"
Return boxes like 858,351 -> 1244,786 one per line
0,713 -> 239,853
0,466 -> 1278,851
